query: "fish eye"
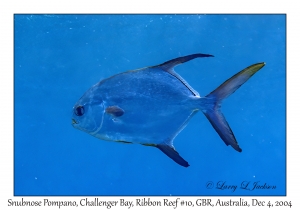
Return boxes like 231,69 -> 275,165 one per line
74,105 -> 84,116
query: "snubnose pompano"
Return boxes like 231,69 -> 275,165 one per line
72,53 -> 265,167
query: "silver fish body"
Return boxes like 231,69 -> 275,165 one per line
72,53 -> 265,167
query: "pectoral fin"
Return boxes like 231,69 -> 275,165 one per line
105,106 -> 124,117
156,144 -> 190,167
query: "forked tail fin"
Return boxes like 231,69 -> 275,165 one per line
203,62 -> 265,152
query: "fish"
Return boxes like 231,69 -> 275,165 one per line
72,53 -> 265,167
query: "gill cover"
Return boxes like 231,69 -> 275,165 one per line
72,85 -> 105,134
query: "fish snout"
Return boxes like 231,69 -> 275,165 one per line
72,119 -> 78,125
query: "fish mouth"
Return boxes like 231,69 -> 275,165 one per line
72,119 -> 78,125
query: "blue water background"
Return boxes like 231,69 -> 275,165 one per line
14,14 -> 286,196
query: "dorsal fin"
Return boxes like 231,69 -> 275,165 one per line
155,53 -> 214,70
152,53 -> 214,96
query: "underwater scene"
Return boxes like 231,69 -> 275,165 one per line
14,14 -> 286,196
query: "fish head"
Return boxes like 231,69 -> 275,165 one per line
71,85 -> 105,135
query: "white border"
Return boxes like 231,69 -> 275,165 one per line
1,0 -> 298,209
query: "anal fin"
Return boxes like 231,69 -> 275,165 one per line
156,144 -> 190,167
